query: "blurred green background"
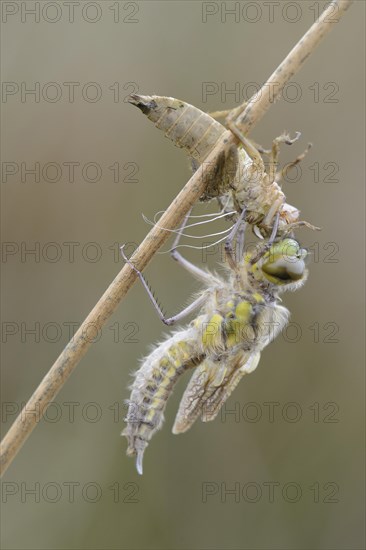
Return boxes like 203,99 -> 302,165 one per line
1,1 -> 365,549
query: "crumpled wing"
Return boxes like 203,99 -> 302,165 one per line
172,351 -> 261,434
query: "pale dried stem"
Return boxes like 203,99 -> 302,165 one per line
0,0 -> 352,477
235,0 -> 353,133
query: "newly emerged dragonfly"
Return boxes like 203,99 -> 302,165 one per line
122,213 -> 309,474
128,94 -> 317,238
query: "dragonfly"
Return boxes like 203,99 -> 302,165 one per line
121,211 -> 309,474
128,94 -> 318,239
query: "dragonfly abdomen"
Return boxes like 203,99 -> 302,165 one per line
122,329 -> 203,474
128,94 -> 224,162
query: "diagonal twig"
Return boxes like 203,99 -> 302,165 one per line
0,0 -> 353,477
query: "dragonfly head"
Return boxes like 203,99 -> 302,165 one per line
256,238 -> 308,291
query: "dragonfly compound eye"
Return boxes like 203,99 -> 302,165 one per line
262,239 -> 307,283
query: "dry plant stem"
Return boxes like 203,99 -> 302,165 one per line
235,0 -> 353,133
0,0 -> 352,477
0,135 -> 233,477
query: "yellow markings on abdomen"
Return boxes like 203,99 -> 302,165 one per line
122,332 -> 202,474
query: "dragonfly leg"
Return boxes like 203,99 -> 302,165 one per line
267,131 -> 302,183
236,221 -> 246,263
277,142 -> 312,184
120,245 -> 206,326
207,108 -> 233,120
262,196 -> 285,229
282,219 -> 321,237
208,103 -> 246,122
170,211 -> 216,285
224,207 -> 246,270
250,211 -> 280,265
227,122 -> 264,171
224,108 -> 265,176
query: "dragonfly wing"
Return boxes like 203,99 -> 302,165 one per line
202,351 -> 261,422
172,351 -> 260,434
172,358 -> 221,434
